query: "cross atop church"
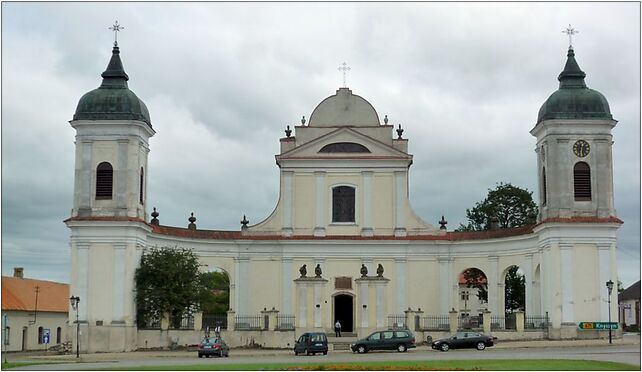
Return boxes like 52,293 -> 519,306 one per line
562,24 -> 578,49
109,20 -> 124,46
338,62 -> 351,88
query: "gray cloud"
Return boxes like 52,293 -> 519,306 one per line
2,2 -> 639,287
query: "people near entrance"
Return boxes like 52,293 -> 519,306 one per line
335,320 -> 342,337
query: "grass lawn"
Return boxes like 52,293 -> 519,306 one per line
103,359 -> 639,370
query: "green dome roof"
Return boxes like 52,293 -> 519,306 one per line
537,48 -> 612,123
73,45 -> 152,127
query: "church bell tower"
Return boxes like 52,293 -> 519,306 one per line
66,25 -> 154,352
531,45 -> 617,221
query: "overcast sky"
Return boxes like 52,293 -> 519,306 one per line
2,2 -> 639,288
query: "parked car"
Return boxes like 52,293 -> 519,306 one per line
431,332 -> 495,351
197,337 -> 230,358
294,332 -> 328,356
350,329 -> 416,353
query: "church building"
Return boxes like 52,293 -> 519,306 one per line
65,35 -> 622,352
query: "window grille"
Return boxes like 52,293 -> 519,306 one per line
95,162 -> 113,199
574,162 -> 591,201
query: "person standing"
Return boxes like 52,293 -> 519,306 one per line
334,320 -> 342,337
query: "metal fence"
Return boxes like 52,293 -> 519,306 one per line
138,317 -> 161,330
490,316 -> 506,331
235,315 -> 263,330
419,315 -> 450,331
202,314 -> 228,330
170,315 -> 194,330
277,315 -> 296,331
524,315 -> 549,330
458,315 -> 483,330
387,315 -> 407,329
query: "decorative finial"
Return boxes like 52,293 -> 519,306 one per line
241,215 -> 249,229
151,207 -> 160,226
301,116 -> 306,125
562,24 -> 578,49
338,62 -> 351,88
109,20 -> 124,47
188,212 -> 197,230
285,125 -> 292,138
384,115 -> 388,125
439,215 -> 448,230
396,124 -> 404,139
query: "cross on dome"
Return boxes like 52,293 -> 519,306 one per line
562,24 -> 578,49
109,20 -> 124,46
338,62 -> 351,88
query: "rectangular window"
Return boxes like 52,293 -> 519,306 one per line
332,186 -> 355,222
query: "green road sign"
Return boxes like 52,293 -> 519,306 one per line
578,322 -> 618,330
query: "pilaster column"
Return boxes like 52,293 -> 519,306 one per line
361,171 -> 373,236
235,257 -> 250,315
375,280 -> 387,327
395,258 -> 407,313
281,258 -> 293,316
78,140 -> 92,215
360,280 -> 369,328
524,254 -> 533,316
76,243 -> 89,321
488,256 -> 499,315
598,243 -> 611,321
314,283 -> 322,328
116,139 -> 129,213
282,171 -> 294,236
314,172 -> 326,237
438,257 -> 451,315
559,243 -> 574,323
393,171 -> 406,237
111,244 -> 126,323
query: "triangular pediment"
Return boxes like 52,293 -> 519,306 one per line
279,127 -> 409,159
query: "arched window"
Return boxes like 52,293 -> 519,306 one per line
319,142 -> 370,153
542,167 -> 547,205
574,162 -> 591,201
95,162 -> 113,200
332,186 -> 355,223
56,327 -> 61,344
139,167 -> 144,205
37,326 -> 43,344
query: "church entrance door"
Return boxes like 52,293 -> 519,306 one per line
334,294 -> 354,333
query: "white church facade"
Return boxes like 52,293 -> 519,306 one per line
65,39 -> 622,352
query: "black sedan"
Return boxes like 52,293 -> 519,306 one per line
431,332 -> 495,351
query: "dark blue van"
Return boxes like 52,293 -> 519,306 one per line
294,332 -> 328,356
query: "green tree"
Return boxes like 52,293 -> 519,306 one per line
463,268 -> 488,303
504,266 -> 525,312
199,271 -> 230,315
457,182 -> 538,231
135,246 -> 208,328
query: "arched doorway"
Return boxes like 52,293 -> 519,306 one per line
334,294 -> 354,333
201,267 -> 230,334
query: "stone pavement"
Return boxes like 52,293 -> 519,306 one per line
7,334 -> 639,364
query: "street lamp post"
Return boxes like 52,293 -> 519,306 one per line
606,280 -> 614,345
69,296 -> 80,358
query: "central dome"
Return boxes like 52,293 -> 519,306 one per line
308,88 -> 380,127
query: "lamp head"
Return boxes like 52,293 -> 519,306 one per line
69,295 -> 80,310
